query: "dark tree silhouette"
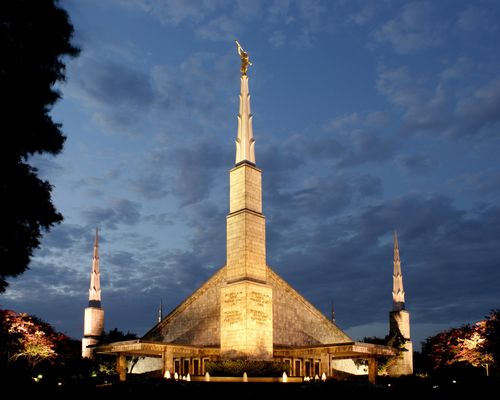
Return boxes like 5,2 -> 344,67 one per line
0,0 -> 79,292
100,328 -> 138,344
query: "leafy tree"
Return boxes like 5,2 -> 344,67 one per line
483,309 -> 500,373
0,0 -> 79,292
1,309 -> 63,369
361,332 -> 407,374
421,311 -> 499,375
421,325 -> 472,370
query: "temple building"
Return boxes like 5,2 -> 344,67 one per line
91,43 -> 410,382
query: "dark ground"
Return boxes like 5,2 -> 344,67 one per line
2,376 -> 498,400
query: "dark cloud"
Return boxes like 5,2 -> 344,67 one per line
81,198 -> 141,229
335,131 -> 395,168
267,192 -> 500,331
41,223 -> 90,251
75,59 -> 154,109
69,51 -> 233,138
107,250 -> 138,269
133,140 -> 231,205
456,171 -> 500,195
454,77 -> 500,138
377,65 -> 500,139
397,153 -> 434,175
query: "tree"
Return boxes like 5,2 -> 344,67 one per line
362,333 -> 407,374
0,309 -> 60,369
421,311 -> 499,376
100,328 -> 138,344
0,0 -> 79,292
421,325 -> 472,370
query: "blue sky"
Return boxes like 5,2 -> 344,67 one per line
2,0 -> 500,350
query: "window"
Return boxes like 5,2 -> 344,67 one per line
294,359 -> 301,376
183,359 -> 190,375
305,360 -> 311,377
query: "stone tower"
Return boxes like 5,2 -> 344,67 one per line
82,228 -> 104,358
220,46 -> 273,360
387,232 -> 413,375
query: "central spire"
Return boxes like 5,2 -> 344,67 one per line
235,40 -> 255,165
392,231 -> 405,311
89,227 -> 101,307
221,43 -> 272,359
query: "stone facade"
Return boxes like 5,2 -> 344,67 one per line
82,305 -> 104,358
220,280 -> 273,359
269,268 -> 351,346
83,307 -> 104,336
144,265 -> 350,351
226,162 -> 266,283
387,310 -> 413,375
143,268 -> 224,346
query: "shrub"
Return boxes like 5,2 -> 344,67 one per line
205,359 -> 290,377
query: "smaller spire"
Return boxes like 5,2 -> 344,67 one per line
158,300 -> 163,323
331,301 -> 336,324
392,231 -> 405,311
88,227 -> 101,307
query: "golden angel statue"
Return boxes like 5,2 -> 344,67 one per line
235,40 -> 252,76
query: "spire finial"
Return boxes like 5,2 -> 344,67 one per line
234,41 -> 256,165
331,301 -> 336,324
235,40 -> 252,76
392,230 -> 405,311
88,228 -> 101,306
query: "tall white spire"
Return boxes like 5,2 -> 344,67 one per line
392,231 -> 405,311
88,227 -> 101,306
82,228 -> 104,358
235,41 -> 255,165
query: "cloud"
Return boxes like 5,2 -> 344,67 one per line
377,64 -> 500,139
74,58 -> 154,109
133,140 -> 231,205
456,5 -> 487,31
41,223 -> 90,251
267,192 -> 500,330
454,170 -> 500,195
27,155 -> 66,180
439,57 -> 472,81
348,2 -> 376,26
335,131 -> 396,168
197,15 -> 240,41
269,31 -> 286,48
454,77 -> 500,137
397,153 -> 434,175
168,142 -> 230,206
323,112 -> 395,168
81,198 -> 141,229
66,49 -> 234,138
112,0 -> 333,48
113,0 -> 208,25
374,1 -> 444,54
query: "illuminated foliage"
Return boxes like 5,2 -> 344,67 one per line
1,309 -> 59,368
422,310 -> 499,373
